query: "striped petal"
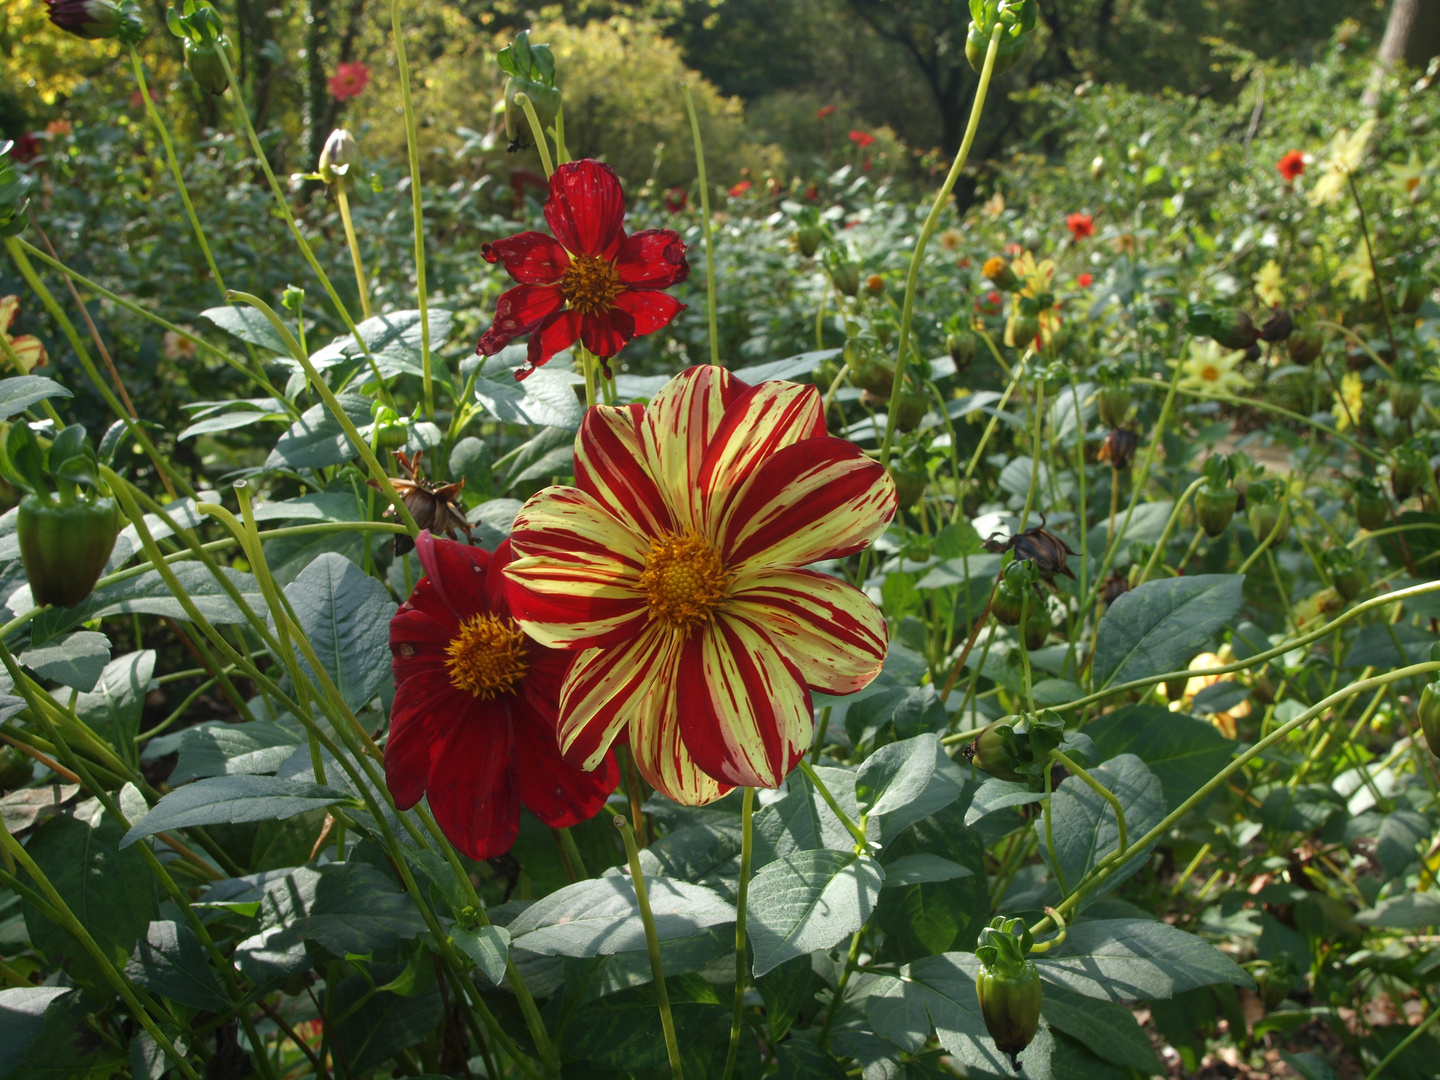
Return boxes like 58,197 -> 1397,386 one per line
631,652 -> 735,806
575,403 -> 675,539
696,379 -> 826,532
7,335 -> 46,374
641,365 -> 748,534
556,622 -> 678,771
719,438 -> 897,573
676,613 -> 813,790
727,568 -> 888,695
505,486 -> 651,649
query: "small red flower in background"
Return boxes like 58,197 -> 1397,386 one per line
975,290 -> 1003,314
387,532 -> 619,859
1277,150 -> 1306,183
804,184 -> 819,201
1066,212 -> 1095,240
849,130 -> 875,149
477,159 -> 689,379
664,186 -> 688,213
1077,272 -> 1093,288
728,179 -> 752,197
329,62 -> 370,102
1005,242 -> 1023,256
11,133 -> 42,164
816,105 -> 836,120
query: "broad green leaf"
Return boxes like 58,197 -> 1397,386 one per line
278,553 -> 396,711
169,720 -> 304,784
124,920 -> 228,1010
1,987 -> 126,1080
1343,622 -> 1436,669
74,650 -> 154,759
1254,783 -> 1346,832
474,364 -> 586,430
201,305 -> 291,355
19,631 -> 110,692
1092,574 -> 1244,688
732,349 -> 837,383
1041,981 -> 1165,1074
856,732 -> 944,816
178,406 -> 286,441
560,973 -> 725,1071
1083,705 -> 1235,811
0,375 -> 73,418
1354,893 -> 1440,929
755,953 -> 815,1042
1041,753 -> 1164,901
637,821 -> 743,885
1034,918 -> 1252,1000
21,814 -> 153,995
0,986 -> 72,1073
328,966 -> 443,1075
308,308 -> 453,368
964,776 -> 1045,826
752,767 -> 875,868
880,854 -> 975,888
121,775 -> 353,848
453,926 -> 510,985
1281,1051 -> 1340,1080
265,394 -> 372,470
875,803 -> 989,961
845,685 -> 948,750
249,491 -> 363,523
774,1038 -> 849,1079
1086,499 -> 1174,566
505,875 -> 734,958
0,783 -> 80,834
747,849 -> 884,977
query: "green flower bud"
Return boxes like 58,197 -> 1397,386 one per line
796,224 -> 826,258
965,0 -> 1039,77
849,352 -> 894,398
991,579 -> 1025,626
947,329 -> 978,370
1419,681 -> 1440,755
46,0 -> 145,43
892,386 -> 930,432
1353,478 -> 1388,531
1286,324 -> 1324,365
1004,313 -> 1040,349
1391,447 -> 1427,502
1389,380 -> 1422,422
888,464 -> 926,510
318,128 -> 360,186
1395,276 -> 1426,315
1195,486 -> 1238,538
0,142 -> 31,239
975,916 -> 1042,1072
1096,386 -> 1131,429
1022,605 -> 1049,651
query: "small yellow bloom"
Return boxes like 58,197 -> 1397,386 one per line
1334,245 -> 1374,302
1384,151 -> 1429,203
0,296 -> 47,374
1333,371 -> 1364,431
980,192 -> 1005,218
1164,647 -> 1251,737
1178,340 -> 1249,395
1308,118 -> 1375,207
1010,250 -> 1062,344
938,228 -> 964,251
1253,260 -> 1285,308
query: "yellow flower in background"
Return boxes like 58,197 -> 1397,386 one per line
1011,250 -> 1055,295
1166,648 -> 1252,738
981,192 -> 1006,218
1334,245 -> 1374,302
1308,118 -> 1375,207
1253,260 -> 1286,308
1384,150 -> 1437,204
1333,371 -> 1364,431
938,228 -> 964,251
0,296 -> 47,374
1178,339 -> 1249,395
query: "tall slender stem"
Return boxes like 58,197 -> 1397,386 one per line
617,815 -> 683,1079
390,0 -> 434,419
683,85 -> 720,367
721,787 -> 754,1080
334,184 -> 371,319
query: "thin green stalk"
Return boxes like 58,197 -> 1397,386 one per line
796,758 -> 869,851
721,787 -> 755,1080
334,184 -> 371,319
1237,499 -> 1289,576
879,23 -> 1001,473
818,926 -> 866,1050
683,85 -> 720,367
558,826 -> 589,880
389,0 -> 432,418
1138,477 -> 1206,585
515,92 -> 556,178
617,814 -> 683,1079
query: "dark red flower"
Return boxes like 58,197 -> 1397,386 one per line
728,179 -> 752,197
329,62 -> 370,101
1077,272 -> 1093,288
477,159 -> 689,379
1277,150 -> 1305,183
816,104 -> 836,120
387,532 -> 619,860
45,0 -> 138,40
1066,212 -> 1094,240
849,130 -> 875,149
664,186 -> 688,213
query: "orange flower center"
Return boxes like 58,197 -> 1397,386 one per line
1200,364 -> 1220,383
559,255 -> 623,315
639,531 -> 730,634
445,613 -> 529,699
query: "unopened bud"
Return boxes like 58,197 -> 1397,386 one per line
318,129 -> 360,186
45,0 -> 144,43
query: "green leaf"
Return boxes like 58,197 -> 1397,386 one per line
964,776 -> 1044,826
747,850 -> 885,977
1254,783 -> 1346,832
0,375 -> 73,419
856,732 -> 946,817
731,350 -> 838,384
637,821 -> 743,885
309,309 -> 453,371
328,966 -> 443,1075
752,767 -> 875,867
0,987 -> 126,1079
0,987 -> 72,1073
755,953 -> 815,1042
1281,1050 -> 1340,1080
265,394 -> 373,470
453,925 -> 510,985
19,631 -> 110,692
21,814 -> 153,995
560,973 -> 724,1071
1354,893 -> 1440,929
474,362 -> 586,430
124,920 -> 228,1010
1092,574 -> 1244,688
169,720 -> 304,784
875,802 -> 989,961
505,876 -> 734,958
201,305 -> 291,355
1041,754 -> 1165,901
774,1038 -> 849,1079
879,854 -> 975,888
1035,918 -> 1253,1000
279,553 -> 396,711
1083,705 -> 1235,811
121,775 -> 352,848
1041,981 -> 1165,1074
74,650 -> 154,756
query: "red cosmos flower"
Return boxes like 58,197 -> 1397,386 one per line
1077,273 -> 1093,288
816,104 -> 837,120
1277,150 -> 1306,183
10,133 -> 42,164
1066,212 -> 1095,240
849,130 -> 876,149
504,366 -> 896,803
329,62 -> 370,102
387,532 -> 618,859
664,186 -> 688,213
477,159 -> 689,379
728,179 -> 752,197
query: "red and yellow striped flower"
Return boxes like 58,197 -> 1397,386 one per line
503,365 -> 897,805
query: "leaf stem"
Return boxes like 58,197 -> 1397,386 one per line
616,814 -> 683,1079
683,84 -> 720,368
390,0 -> 433,418
721,787 -> 754,1080
796,758 -> 869,852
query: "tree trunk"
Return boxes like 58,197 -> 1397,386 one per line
1378,0 -> 1440,68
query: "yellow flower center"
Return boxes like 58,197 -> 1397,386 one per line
445,613 -> 529,699
1200,364 -> 1220,383
559,255 -> 623,315
638,531 -> 731,634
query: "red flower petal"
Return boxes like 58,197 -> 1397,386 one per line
580,307 -> 635,358
482,231 -> 571,284
478,284 -> 566,357
414,531 -> 491,616
513,697 -> 618,827
389,604 -> 455,685
525,309 -> 584,372
611,289 -> 685,338
614,230 -> 689,288
426,701 -> 521,860
385,668 -> 462,808
676,614 -> 812,790
630,667 -> 734,806
640,365 -> 750,534
575,403 -> 676,540
544,159 -> 626,259
557,625 -> 678,771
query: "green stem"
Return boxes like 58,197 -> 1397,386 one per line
1138,477 -> 1206,585
389,0 -> 432,419
515,92 -> 556,178
796,758 -> 869,851
334,184 -> 371,319
1237,498 -> 1289,576
616,814 -> 683,1079
721,787 -> 754,1080
683,85 -> 720,368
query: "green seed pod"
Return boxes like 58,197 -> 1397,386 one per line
1247,500 -> 1289,545
947,329 -> 978,371
965,719 -> 1026,783
991,579 -> 1025,626
1419,681 -> 1440,755
1195,486 -> 1238,538
1022,605 -> 1049,651
1389,380 -> 1423,422
849,353 -> 895,398
17,494 -> 121,609
975,917 -> 1042,1072
1005,314 -> 1040,349
1391,450 -> 1427,502
892,387 -> 930,432
504,77 -> 562,151
1354,479 -> 1388,531
1209,307 -> 1259,350
1395,276 -> 1426,315
796,224 -> 826,258
1286,324 -> 1324,365
184,38 -> 230,95
1096,386 -> 1131,429
888,465 -> 926,510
